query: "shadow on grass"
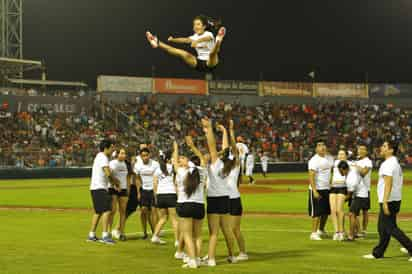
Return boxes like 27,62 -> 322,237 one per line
235,249 -> 309,262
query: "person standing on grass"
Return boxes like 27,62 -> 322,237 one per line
134,148 -> 160,239
363,140 -> 412,261
260,153 -> 269,177
87,139 -> 119,244
245,151 -> 255,184
308,140 -> 333,241
353,144 -> 373,237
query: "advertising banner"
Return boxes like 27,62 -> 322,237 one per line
97,76 -> 152,93
259,81 -> 313,97
209,80 -> 258,95
154,78 -> 208,95
369,84 -> 412,98
313,83 -> 368,98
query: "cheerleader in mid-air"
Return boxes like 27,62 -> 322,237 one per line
146,15 -> 226,72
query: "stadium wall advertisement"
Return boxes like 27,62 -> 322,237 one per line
313,83 -> 369,98
97,75 -> 153,93
0,95 -> 91,113
154,78 -> 208,95
369,84 -> 412,98
208,80 -> 258,95
259,82 -> 313,97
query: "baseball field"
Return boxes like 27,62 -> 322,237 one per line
1,171 -> 412,274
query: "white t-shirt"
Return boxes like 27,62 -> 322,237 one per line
308,154 -> 333,190
261,156 -> 269,166
346,166 -> 369,198
332,160 -> 346,188
207,159 -> 231,197
355,157 -> 373,191
236,143 -> 249,161
109,159 -> 128,190
377,156 -> 403,203
176,167 -> 206,204
154,163 -> 176,195
246,154 -> 255,167
227,166 -> 241,199
189,31 -> 215,61
90,152 -> 110,190
134,159 -> 160,190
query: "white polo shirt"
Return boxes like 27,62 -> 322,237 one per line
90,152 -> 110,190
109,159 -> 128,190
134,159 -> 160,190
190,31 -> 215,61
377,156 -> 403,203
308,154 -> 333,190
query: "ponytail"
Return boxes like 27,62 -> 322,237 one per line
159,150 -> 172,176
184,167 -> 201,197
194,15 -> 222,34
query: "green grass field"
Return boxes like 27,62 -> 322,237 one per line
1,172 -> 412,274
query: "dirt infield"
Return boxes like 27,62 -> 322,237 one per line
239,185 -> 304,194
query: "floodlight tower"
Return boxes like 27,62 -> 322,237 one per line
0,0 -> 23,59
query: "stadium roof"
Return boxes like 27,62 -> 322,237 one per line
0,57 -> 43,77
7,78 -> 88,88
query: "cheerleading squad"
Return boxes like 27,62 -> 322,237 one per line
87,119 -> 249,268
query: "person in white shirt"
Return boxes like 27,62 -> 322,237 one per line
307,141 -> 333,241
87,140 -> 119,244
236,137 -> 249,176
134,148 -> 160,239
173,138 -> 207,269
146,15 -> 226,72
151,150 -> 178,245
363,140 -> 412,261
201,118 -> 237,266
329,150 -> 348,241
260,153 -> 269,177
353,144 -> 373,237
107,148 -> 130,241
245,152 -> 255,184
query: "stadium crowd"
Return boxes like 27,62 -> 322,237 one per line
1,96 -> 412,168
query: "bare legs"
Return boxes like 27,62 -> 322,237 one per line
157,41 -> 197,68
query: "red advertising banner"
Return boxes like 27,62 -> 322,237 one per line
154,78 -> 208,95
313,83 -> 368,98
259,82 -> 313,97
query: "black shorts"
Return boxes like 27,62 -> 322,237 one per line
156,194 -> 177,209
229,198 -> 243,216
350,197 -> 371,216
207,196 -> 230,214
176,203 -> 205,220
308,189 -> 330,217
126,185 -> 139,217
91,189 -> 112,214
109,188 -> 128,197
330,187 -> 347,195
140,189 -> 154,208
195,59 -> 216,73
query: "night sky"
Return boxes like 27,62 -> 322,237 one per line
24,0 -> 412,87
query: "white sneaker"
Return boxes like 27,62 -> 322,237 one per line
317,230 -> 327,238
401,247 -> 408,254
227,256 -> 238,264
158,230 -> 165,237
409,257 -> 412,262
174,240 -> 179,248
174,252 -> 185,260
310,232 -> 322,241
151,236 -> 166,245
333,233 -> 339,241
207,259 -> 216,267
201,255 -> 209,262
182,259 -> 198,269
111,229 -> 120,240
363,254 -> 377,260
338,233 -> 346,241
236,253 -> 249,261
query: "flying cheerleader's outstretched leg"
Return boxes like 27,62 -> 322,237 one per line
207,27 -> 226,68
146,31 -> 197,68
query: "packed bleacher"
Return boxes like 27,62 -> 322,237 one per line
1,95 -> 412,168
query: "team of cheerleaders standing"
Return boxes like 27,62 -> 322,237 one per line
88,119 -> 248,269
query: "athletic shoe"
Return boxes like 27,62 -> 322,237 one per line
86,235 -> 99,242
333,233 -> 339,241
182,259 -> 198,269
236,253 -> 249,261
409,257 -> 412,262
146,31 -> 159,48
183,254 -> 190,264
363,254 -> 377,260
356,232 -> 366,239
174,252 -> 185,260
119,234 -> 127,241
201,255 -> 209,262
174,240 -> 179,248
338,232 -> 346,241
310,232 -> 322,241
401,247 -> 409,254
111,229 -> 121,240
317,230 -> 327,238
216,27 -> 226,42
207,259 -> 216,267
227,256 -> 238,264
158,230 -> 165,237
100,236 -> 116,245
151,236 -> 166,245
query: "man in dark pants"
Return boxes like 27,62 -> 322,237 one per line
363,141 -> 412,261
